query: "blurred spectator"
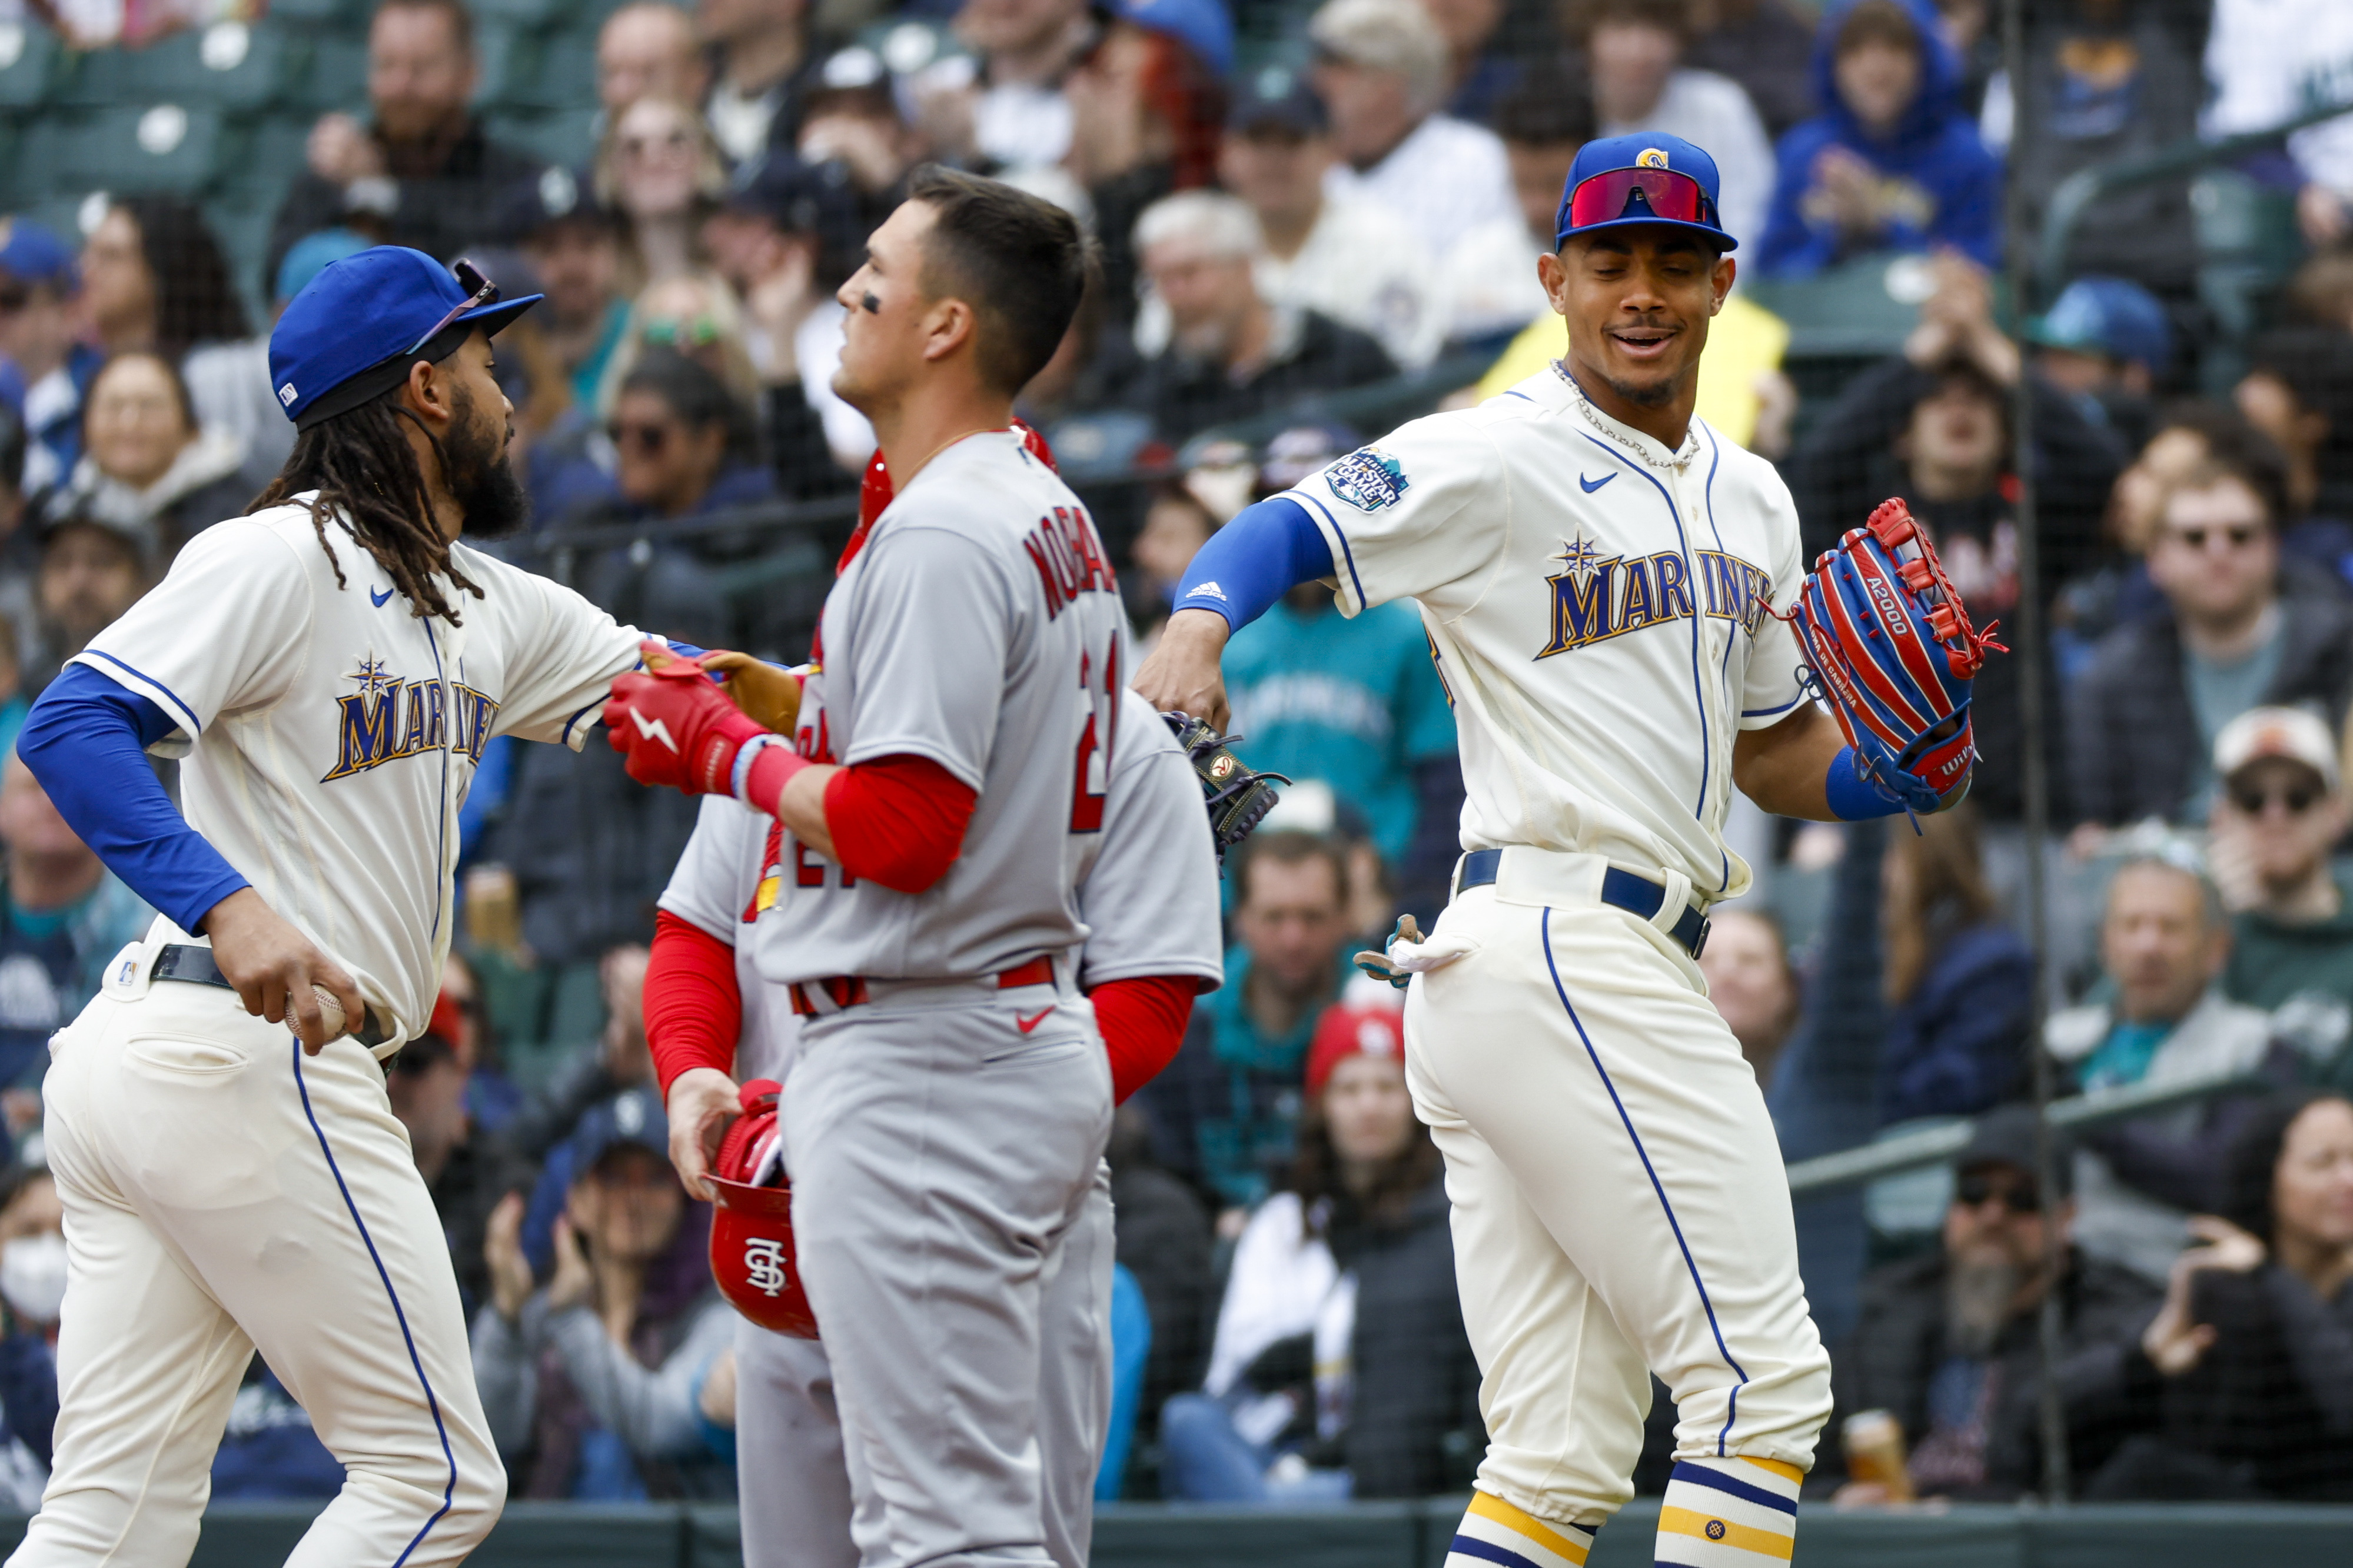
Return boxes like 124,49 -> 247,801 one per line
2069,462 -> 2353,830
209,1358 -> 343,1502
2201,0 -> 2353,249
196,228 -> 377,490
502,944 -> 657,1166
1106,1105 -> 1216,1442
37,353 -> 248,562
1752,0 -> 2003,278
441,949 -> 524,1136
1123,192 -> 1397,444
0,408 -> 39,670
593,349 -> 772,530
1827,1107 -> 2159,1501
76,198 -> 255,454
512,174 -> 630,412
0,1164 -> 62,1493
600,2 -> 712,116
1209,69 -> 1441,370
1567,0 -> 1776,248
700,0 -> 820,175
1310,0 -> 1518,262
1928,0 -> 1998,117
26,515 -> 146,692
1224,428 -> 1460,911
1684,0 -> 1818,138
1421,0 -> 1516,123
1435,65 -> 1596,347
1159,1003 -> 1477,1500
268,0 -> 547,282
0,222 -> 99,497
2045,858 -> 2296,1284
0,754 -> 152,1096
2026,275 -> 2175,452
1789,255 -> 2121,828
1875,803 -> 2036,1124
388,997 -> 531,1320
796,45 -> 925,268
924,0 -> 1099,172
1130,481 -> 1217,642
2205,708 -> 2353,1023
2096,1091 -> 2353,1499
474,1087 -> 733,1500
2235,328 -> 2353,530
1989,0 -> 2203,301
597,95 -> 732,289
701,157 -> 875,495
1136,833 -> 1359,1214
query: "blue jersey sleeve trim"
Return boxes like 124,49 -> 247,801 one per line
1740,696 -> 1804,718
19,665 -> 251,932
76,649 -> 202,738
1170,496 -> 1335,632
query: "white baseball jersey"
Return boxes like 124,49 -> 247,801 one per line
1274,367 -> 1807,903
749,431 -> 1131,985
658,690 -> 1226,1076
75,495 -> 644,1039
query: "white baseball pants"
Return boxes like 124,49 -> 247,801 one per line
1404,861 -> 1831,1532
12,940 -> 504,1567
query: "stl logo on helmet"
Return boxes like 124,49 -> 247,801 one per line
744,1237 -> 791,1297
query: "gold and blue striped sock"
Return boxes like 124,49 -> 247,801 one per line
1654,1456 -> 1801,1566
1443,1490 -> 1597,1568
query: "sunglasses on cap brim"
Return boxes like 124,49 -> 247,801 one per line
1566,167 -> 1720,235
403,258 -> 501,357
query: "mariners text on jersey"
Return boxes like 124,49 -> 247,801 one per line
1539,539 -> 1774,658
324,658 -> 501,781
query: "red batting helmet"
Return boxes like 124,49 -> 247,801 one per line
707,1079 -> 818,1339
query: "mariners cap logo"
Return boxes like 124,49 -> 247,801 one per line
1637,147 -> 1670,168
277,381 -> 298,407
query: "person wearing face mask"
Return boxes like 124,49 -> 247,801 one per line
0,1164 -> 65,1497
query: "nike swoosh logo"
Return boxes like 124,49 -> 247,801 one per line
1016,1007 -> 1055,1034
370,585 -> 393,607
1579,472 -> 1616,493
630,708 -> 680,753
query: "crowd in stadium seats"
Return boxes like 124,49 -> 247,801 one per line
0,0 -> 2347,1517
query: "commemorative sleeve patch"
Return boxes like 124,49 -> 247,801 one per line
1325,447 -> 1411,513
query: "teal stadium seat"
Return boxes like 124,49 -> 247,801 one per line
295,35 -> 371,116
0,18 -> 62,111
261,0 -> 373,25
486,109 -> 600,170
18,105 -> 228,204
498,32 -> 598,114
55,21 -> 294,114
469,24 -> 526,111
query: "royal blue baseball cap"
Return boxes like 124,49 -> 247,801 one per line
1118,0 -> 1235,77
268,246 -> 541,430
1554,132 -> 1737,252
2027,275 -> 2172,373
0,219 -> 75,291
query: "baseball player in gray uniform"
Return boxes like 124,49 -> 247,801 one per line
653,686 -> 1222,1568
9,250 -> 689,1566
604,168 -> 1125,1568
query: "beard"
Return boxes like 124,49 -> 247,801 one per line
1595,365 -> 1681,409
1944,1252 -> 2025,1359
443,384 -> 531,539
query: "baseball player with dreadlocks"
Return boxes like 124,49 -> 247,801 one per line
1136,131 -> 1998,1568
9,248 -> 695,1567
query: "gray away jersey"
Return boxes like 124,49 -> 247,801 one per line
660,690 -> 1225,1076
743,430 -> 1133,985
75,496 -> 645,1040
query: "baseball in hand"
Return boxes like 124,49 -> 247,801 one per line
311,986 -> 349,1040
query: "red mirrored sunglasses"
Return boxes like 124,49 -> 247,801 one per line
1564,167 -> 1718,233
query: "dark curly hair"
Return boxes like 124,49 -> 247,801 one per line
247,382 -> 485,624
2219,1090 -> 2352,1246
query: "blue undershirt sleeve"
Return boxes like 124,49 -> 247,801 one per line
18,665 -> 250,935
1170,497 -> 1336,633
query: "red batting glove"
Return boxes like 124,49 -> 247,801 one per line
604,657 -> 768,796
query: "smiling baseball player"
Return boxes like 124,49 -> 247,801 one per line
1135,132 -> 1982,1567
601,168 -> 1131,1568
647,684 -> 1222,1568
9,249 -> 694,1567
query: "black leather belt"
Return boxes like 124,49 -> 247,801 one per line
152,944 -> 394,1047
1454,848 -> 1712,958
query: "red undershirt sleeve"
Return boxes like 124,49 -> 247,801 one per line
822,754 -> 979,894
647,910 -> 743,1098
1088,974 -> 1198,1104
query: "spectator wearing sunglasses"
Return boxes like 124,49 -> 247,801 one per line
1824,1107 -> 2160,1502
2069,462 -> 2353,832
2208,710 -> 2353,1027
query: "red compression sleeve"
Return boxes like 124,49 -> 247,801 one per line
1089,974 -> 1198,1104
646,910 -> 742,1098
822,755 -> 979,894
